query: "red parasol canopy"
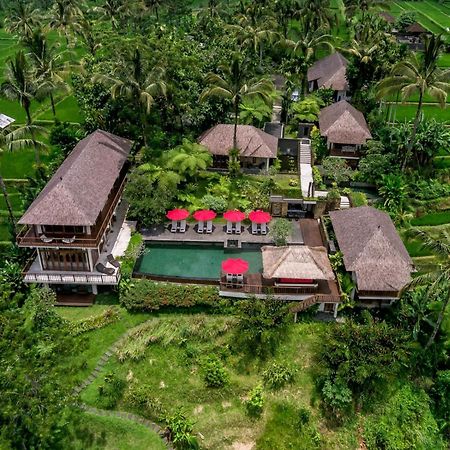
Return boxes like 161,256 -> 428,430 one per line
223,209 -> 246,222
193,209 -> 216,221
248,210 -> 271,224
166,208 -> 189,221
221,258 -> 249,274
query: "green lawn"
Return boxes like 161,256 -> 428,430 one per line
74,312 -> 357,450
410,210 -> 450,226
387,104 -> 450,122
67,412 -> 167,450
36,95 -> 82,123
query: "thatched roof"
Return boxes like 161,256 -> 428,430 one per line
0,113 -> 14,129
19,130 -> 132,227
379,11 -> 395,23
329,207 -> 414,292
406,22 -> 427,34
198,124 -> 278,159
262,245 -> 335,280
307,52 -> 349,91
319,100 -> 372,145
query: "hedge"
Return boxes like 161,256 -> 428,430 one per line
69,307 -> 121,336
120,279 -> 220,311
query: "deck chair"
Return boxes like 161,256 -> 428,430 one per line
251,222 -> 258,235
62,235 -> 76,244
197,221 -> 204,234
179,220 -> 186,233
40,234 -> 54,243
170,221 -> 177,233
226,222 -> 233,234
96,262 -> 115,275
235,221 -> 241,234
261,223 -> 267,235
206,221 -> 213,234
107,254 -> 120,268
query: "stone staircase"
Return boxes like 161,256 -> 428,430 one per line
299,142 -> 312,165
340,196 -> 350,209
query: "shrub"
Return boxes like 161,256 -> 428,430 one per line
321,380 -> 352,414
262,363 -> 296,390
69,307 -> 120,336
246,384 -> 264,418
97,372 -> 126,409
124,384 -> 167,421
348,191 -> 368,207
203,356 -> 229,388
120,280 -> 220,311
201,194 -> 228,213
165,408 -> 199,449
268,218 -> 292,246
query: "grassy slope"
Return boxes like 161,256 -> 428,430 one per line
67,412 -> 167,450
72,311 -> 357,450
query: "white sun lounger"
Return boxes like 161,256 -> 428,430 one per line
261,223 -> 267,235
197,221 -> 204,233
226,222 -> 233,234
179,220 -> 186,233
170,221 -> 177,233
206,221 -> 213,233
251,222 -> 258,234
235,221 -> 241,234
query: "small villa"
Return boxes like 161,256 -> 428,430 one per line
307,52 -> 349,102
329,206 -> 415,307
17,130 -> 133,304
319,100 -> 371,166
198,124 -> 278,171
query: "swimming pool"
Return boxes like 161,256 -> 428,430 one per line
134,242 -> 263,280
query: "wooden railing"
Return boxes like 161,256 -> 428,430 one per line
290,294 -> 341,313
17,176 -> 126,248
23,271 -> 120,285
219,282 -> 327,296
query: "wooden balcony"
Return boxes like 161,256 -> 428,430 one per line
330,147 -> 361,159
17,175 -> 127,249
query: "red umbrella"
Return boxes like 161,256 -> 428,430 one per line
221,258 -> 249,274
223,209 -> 246,222
193,209 -> 216,221
166,209 -> 189,221
248,210 -> 271,224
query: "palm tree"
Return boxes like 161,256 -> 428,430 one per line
76,20 -> 102,56
0,125 -> 47,236
200,53 -> 274,149
144,0 -> 161,21
4,1 -> 42,40
299,0 -> 337,33
377,34 -> 450,170
404,228 -> 450,348
93,0 -> 127,30
48,0 -> 83,45
1,51 -> 37,126
93,47 -> 166,145
165,139 -> 212,178
344,0 -> 390,18
25,30 -> 71,117
283,24 -> 334,95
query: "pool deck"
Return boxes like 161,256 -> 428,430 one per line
141,219 -> 306,245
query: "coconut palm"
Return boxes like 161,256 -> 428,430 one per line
4,1 -> 42,40
344,0 -> 390,18
48,0 -> 83,45
283,24 -> 334,95
404,228 -> 450,348
93,47 -> 166,145
144,0 -> 162,21
25,30 -> 71,117
0,125 -> 47,236
200,53 -> 274,149
165,139 -> 212,178
1,51 -> 38,126
377,34 -> 450,170
299,0 -> 337,33
93,0 -> 128,30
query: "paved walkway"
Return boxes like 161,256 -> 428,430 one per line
300,219 -> 324,247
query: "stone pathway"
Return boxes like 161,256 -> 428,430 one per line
73,322 -> 174,449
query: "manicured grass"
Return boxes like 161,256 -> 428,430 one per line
410,210 -> 450,226
388,104 -> 450,122
77,313 -> 358,450
67,412 -> 167,450
37,95 -> 82,123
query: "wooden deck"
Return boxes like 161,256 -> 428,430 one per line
300,219 -> 324,247
55,293 -> 95,307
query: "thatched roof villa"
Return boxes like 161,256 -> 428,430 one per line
329,206 -> 414,306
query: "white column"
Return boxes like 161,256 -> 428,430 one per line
91,284 -> 98,295
87,249 -> 94,271
265,158 -> 269,172
333,303 -> 338,318
37,249 -> 43,271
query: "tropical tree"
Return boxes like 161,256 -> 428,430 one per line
200,53 -> 274,150
0,125 -> 47,235
93,47 -> 166,145
48,0 -> 83,45
165,139 -> 212,178
290,95 -> 323,123
25,30 -> 71,117
299,0 -> 337,33
283,23 -> 334,95
344,0 -> 390,18
4,1 -> 42,40
1,51 -> 38,125
405,228 -> 450,348
377,34 -> 450,170
239,97 -> 273,127
144,0 -> 162,21
93,0 -> 128,30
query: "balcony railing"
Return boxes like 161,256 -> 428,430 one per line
219,282 -> 339,297
23,271 -> 120,285
17,175 -> 126,248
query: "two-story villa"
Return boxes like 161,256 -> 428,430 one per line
17,130 -> 132,301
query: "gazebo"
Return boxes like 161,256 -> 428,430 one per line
166,209 -> 189,233
221,257 -> 249,285
261,245 -> 334,290
223,209 -> 246,234
193,209 -> 216,234
248,210 -> 271,235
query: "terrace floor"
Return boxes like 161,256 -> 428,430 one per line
142,219 -> 306,245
